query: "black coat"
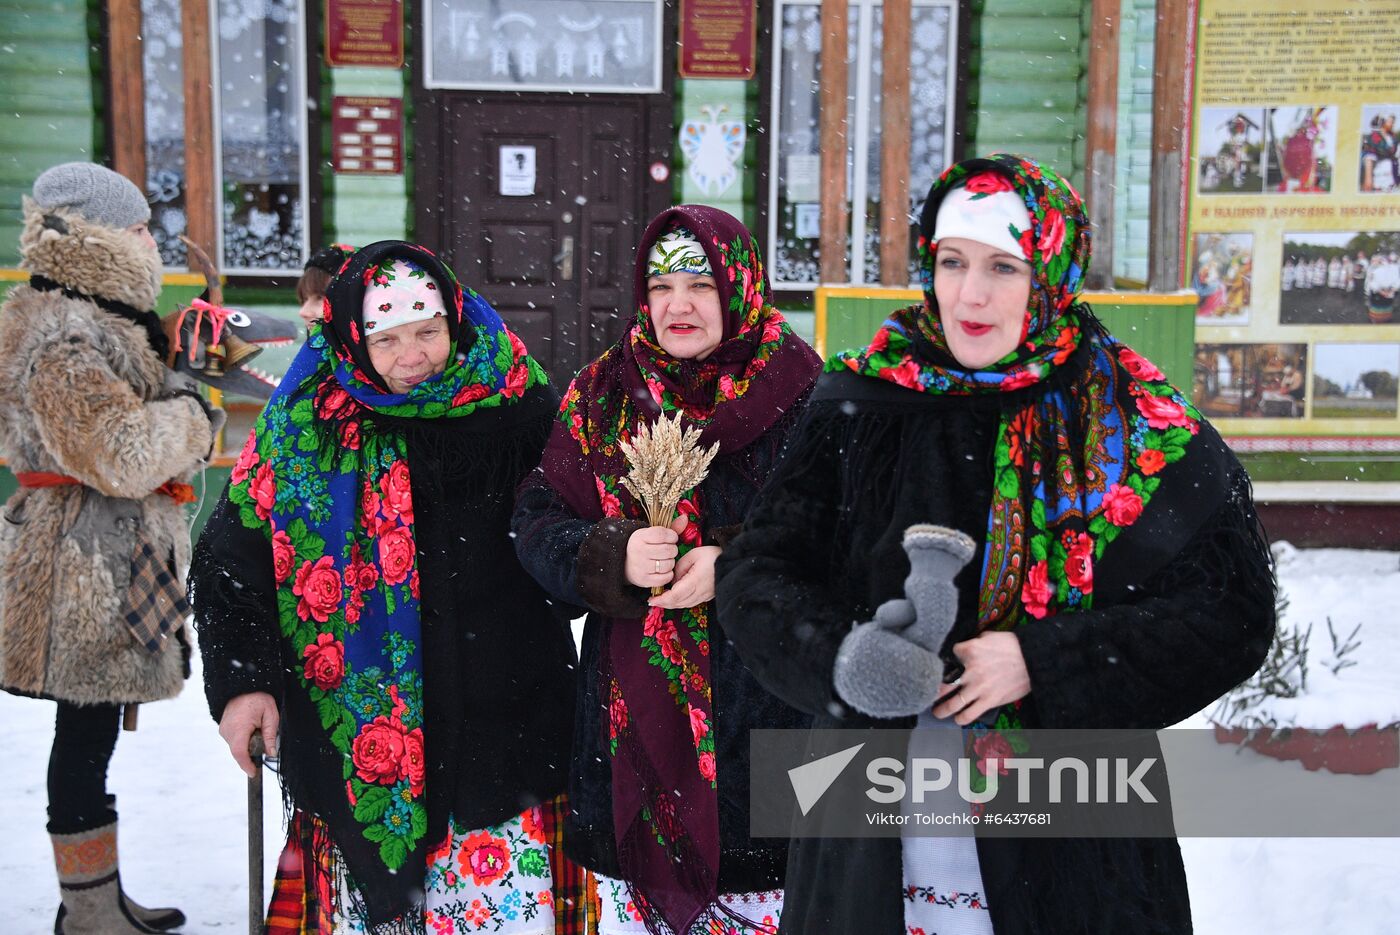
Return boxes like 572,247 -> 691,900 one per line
714,369 -> 1276,934
193,383 -> 578,838
511,404 -> 811,894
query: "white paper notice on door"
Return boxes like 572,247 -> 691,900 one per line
785,154 -> 821,203
499,146 -> 536,196
794,203 -> 821,239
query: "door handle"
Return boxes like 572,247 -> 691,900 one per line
556,235 -> 575,281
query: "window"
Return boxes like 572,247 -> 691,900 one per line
141,0 -> 188,268
141,0 -> 310,274
768,0 -> 957,288
424,0 -> 663,94
213,0 -> 309,274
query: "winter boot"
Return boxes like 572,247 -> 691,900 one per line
103,796 -> 187,930
51,822 -> 163,934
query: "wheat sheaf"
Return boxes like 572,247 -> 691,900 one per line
619,412 -> 720,594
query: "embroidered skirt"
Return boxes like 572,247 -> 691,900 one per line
900,712 -> 993,935
266,796 -> 591,935
593,873 -> 781,935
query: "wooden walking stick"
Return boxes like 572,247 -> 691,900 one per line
248,730 -> 266,935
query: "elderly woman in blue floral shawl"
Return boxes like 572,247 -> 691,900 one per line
192,240 -> 587,934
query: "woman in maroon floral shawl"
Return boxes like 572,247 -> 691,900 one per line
513,205 -> 821,935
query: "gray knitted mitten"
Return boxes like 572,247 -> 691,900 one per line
832,524 -> 976,719
900,523 -> 977,652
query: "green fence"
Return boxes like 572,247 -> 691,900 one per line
815,287 -> 1197,388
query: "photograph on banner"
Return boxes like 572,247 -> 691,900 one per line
1197,108 -> 1265,194
1193,343 -> 1309,420
1264,106 -> 1337,194
1359,105 -> 1400,194
1281,231 -> 1400,326
1312,343 -> 1400,420
1192,232 -> 1253,325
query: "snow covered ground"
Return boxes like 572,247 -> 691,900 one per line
2,549 -> 1397,933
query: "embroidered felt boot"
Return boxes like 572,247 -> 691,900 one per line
51,821 -> 163,934
103,797 -> 187,930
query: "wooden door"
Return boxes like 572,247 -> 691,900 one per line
422,95 -> 670,385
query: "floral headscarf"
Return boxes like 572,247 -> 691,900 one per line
538,205 -> 820,935
645,227 -> 712,276
830,154 -> 1211,729
227,240 -> 546,924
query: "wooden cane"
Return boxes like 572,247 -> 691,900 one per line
248,730 -> 266,935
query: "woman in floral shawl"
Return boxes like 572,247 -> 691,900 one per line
192,240 -> 586,934
512,205 -> 822,935
715,155 -> 1276,934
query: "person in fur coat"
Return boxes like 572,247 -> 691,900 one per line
0,162 -> 221,934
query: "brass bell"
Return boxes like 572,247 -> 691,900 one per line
221,331 -> 262,371
204,342 -> 225,377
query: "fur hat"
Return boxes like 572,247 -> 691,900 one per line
32,163 -> 150,230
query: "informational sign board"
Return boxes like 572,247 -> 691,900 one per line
1187,0 -> 1400,437
499,146 -> 537,196
327,0 -> 404,67
679,0 -> 755,79
331,97 -> 404,175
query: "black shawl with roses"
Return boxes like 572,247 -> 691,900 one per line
192,362 -> 576,927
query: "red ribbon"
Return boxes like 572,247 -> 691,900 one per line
16,472 -> 196,505
172,297 -> 234,363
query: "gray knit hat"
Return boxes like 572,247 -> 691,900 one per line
32,162 -> 150,229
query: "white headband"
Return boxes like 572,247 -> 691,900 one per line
933,184 -> 1033,260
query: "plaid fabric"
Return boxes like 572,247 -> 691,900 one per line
121,541 -> 191,654
543,794 -> 596,935
264,818 -> 309,935
265,812 -> 335,935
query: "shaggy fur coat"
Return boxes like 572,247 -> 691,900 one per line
0,197 -> 215,705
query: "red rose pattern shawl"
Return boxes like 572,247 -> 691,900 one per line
227,241 -> 546,925
538,205 -> 820,935
829,155 -> 1212,739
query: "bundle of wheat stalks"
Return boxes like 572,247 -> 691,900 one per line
620,412 -> 720,595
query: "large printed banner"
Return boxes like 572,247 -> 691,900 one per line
1189,0 -> 1400,436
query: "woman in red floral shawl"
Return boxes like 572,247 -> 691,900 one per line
513,205 -> 821,935
714,155 -> 1276,934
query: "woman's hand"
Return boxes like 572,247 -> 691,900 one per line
218,692 -> 279,778
648,545 -> 722,610
931,631 -> 1031,726
624,515 -> 688,589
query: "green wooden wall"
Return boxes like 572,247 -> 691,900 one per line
0,0 -> 102,266
966,0 -> 1088,189
1113,0 -> 1155,285
328,66 -> 411,247
819,288 -> 1196,388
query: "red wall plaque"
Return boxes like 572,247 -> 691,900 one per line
331,96 -> 404,175
326,0 -> 403,68
679,0 -> 756,80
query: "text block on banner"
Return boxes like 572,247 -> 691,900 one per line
679,0 -> 755,79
